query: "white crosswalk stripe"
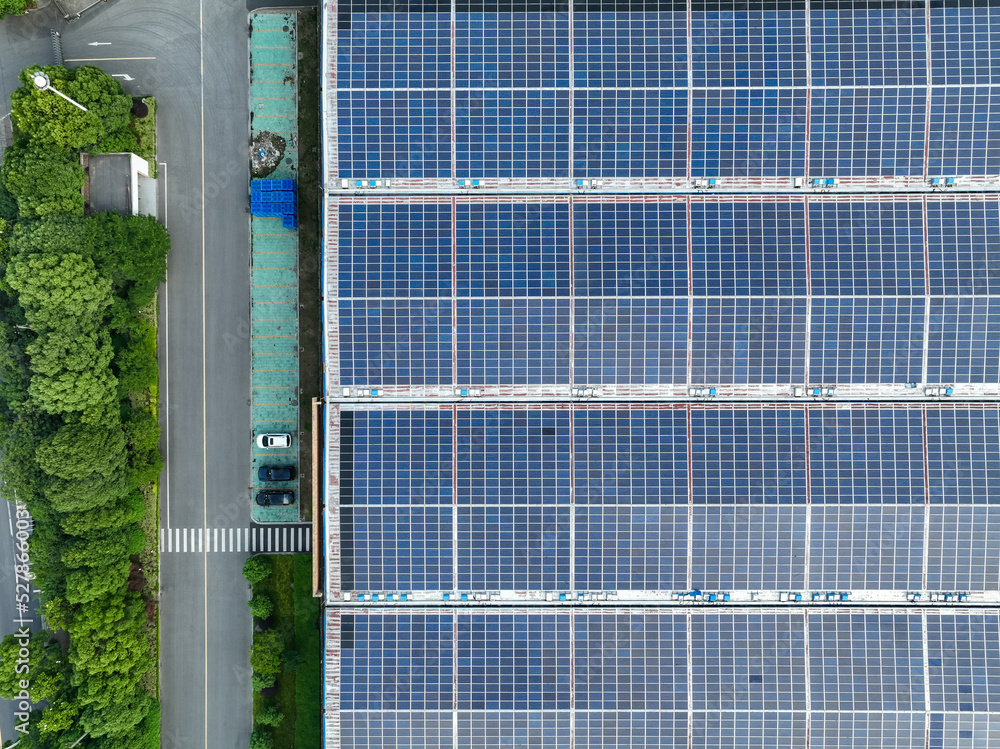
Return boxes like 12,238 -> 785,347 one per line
158,525 -> 312,553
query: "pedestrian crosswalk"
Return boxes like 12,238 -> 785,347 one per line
159,525 -> 311,553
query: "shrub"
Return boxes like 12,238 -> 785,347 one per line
242,555 -> 273,585
248,629 -> 284,675
248,593 -> 274,619
249,729 -> 274,749
255,705 -> 284,728
251,672 -> 276,692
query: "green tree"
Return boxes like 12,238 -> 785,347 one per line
59,489 -> 145,536
242,555 -> 273,585
248,593 -> 274,619
77,682 -> 152,738
6,214 -> 86,258
37,700 -> 80,735
61,524 -> 144,569
85,213 -> 170,308
0,142 -> 85,218
26,329 -> 114,381
36,415 -> 128,481
10,66 -> 133,152
64,559 -> 131,604
122,407 -> 162,486
114,318 -> 158,395
251,672 -> 276,692
28,518 -> 70,600
45,468 -> 130,514
0,1 -> 32,18
249,728 -> 274,749
0,631 -> 63,702
248,629 -> 284,675
0,180 -> 17,222
5,251 -> 112,333
255,705 -> 284,728
29,364 -> 119,417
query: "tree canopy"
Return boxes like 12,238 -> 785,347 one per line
0,142 -> 85,219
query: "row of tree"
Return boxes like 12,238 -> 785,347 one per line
0,65 -> 167,748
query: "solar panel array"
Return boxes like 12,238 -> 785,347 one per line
325,2 -> 1000,747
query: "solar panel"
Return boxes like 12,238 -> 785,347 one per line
336,90 -> 452,178
336,13 -> 451,88
811,712 -> 926,749
927,506 -> 1000,591
691,202 -> 808,296
809,297 -> 926,384
927,298 -> 1000,384
691,712 -> 808,749
926,408 -> 1000,503
574,506 -> 688,590
930,6 -> 1000,86
456,203 -> 571,297
338,204 -> 453,298
927,201 -> 1000,296
691,10 -> 808,87
340,712 -> 454,749
457,506 -> 571,590
341,506 -> 454,591
573,12 -> 688,88
575,613 -> 688,710
577,711 -> 688,749
456,13 -> 570,88
457,613 -> 572,710
690,612 -> 807,711
928,614 -> 1000,712
809,506 -> 924,590
808,409 -> 925,504
455,90 -> 571,178
338,299 -> 453,385
929,88 -> 1000,176
930,714 -> 1000,749
458,712 -> 572,749
690,298 -> 808,384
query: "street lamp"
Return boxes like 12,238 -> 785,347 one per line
31,71 -> 88,112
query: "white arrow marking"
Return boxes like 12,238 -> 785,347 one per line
111,74 -> 135,81
87,42 -> 112,46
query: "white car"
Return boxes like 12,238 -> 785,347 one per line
256,433 -> 291,449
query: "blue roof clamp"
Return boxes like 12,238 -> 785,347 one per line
443,593 -> 450,601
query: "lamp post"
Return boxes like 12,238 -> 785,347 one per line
31,71 -> 88,112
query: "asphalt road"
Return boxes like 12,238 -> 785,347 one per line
0,1 -> 256,747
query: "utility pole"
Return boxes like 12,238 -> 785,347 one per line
31,72 -> 88,112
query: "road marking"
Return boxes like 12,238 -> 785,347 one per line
64,56 -> 156,61
183,529 -> 187,553
158,527 -> 316,552
159,162 -> 169,229
200,3 -> 208,747
163,260 -> 170,529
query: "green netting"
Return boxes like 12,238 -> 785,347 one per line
252,302 -> 299,321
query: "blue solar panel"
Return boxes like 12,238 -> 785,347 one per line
809,298 -> 926,384
927,298 -> 1000,384
928,614 -> 1000,712
457,613 -> 571,710
812,711 -> 926,749
457,506 -> 571,590
458,712 -> 571,749
574,506 -> 688,591
809,202 -> 925,296
340,614 -> 454,710
456,203 -> 571,297
456,13 -> 570,88
931,714 -> 1000,749
690,408 -> 808,505
930,7 -> 1000,86
575,613 -> 688,710
573,409 -> 688,505
343,506 -> 454,591
573,89 -> 687,177
338,299 -> 453,385
808,506 -> 924,590
573,298 -> 688,385
927,200 -> 1000,296
809,409 -> 925,504
691,202 -> 808,296
573,203 -> 688,297
456,298 -> 571,385
810,613 -> 925,711
337,90 -> 452,178
577,712 -> 688,749
691,90 -> 807,177
929,89 -> 1000,176
690,613 -> 807,711
692,712 -> 808,749
345,410 -> 453,504
926,408 -> 1000,504
691,506 -> 807,589
809,88 -> 926,177
340,712 -> 454,749
456,90 -> 570,178
338,204 -> 452,297
927,507 -> 1000,591
810,8 -> 927,87
456,410 -> 571,505
692,10 -> 807,87
336,14 -> 451,88
691,298 -> 807,384
573,12 -> 688,88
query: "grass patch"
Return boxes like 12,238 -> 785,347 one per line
293,555 -> 322,749
296,7 -> 321,521
252,555 -> 297,749
129,96 -> 158,179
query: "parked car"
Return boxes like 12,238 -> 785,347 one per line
255,490 -> 295,506
257,465 -> 296,482
255,433 -> 291,449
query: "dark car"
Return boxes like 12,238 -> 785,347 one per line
257,465 -> 296,482
255,490 -> 295,506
